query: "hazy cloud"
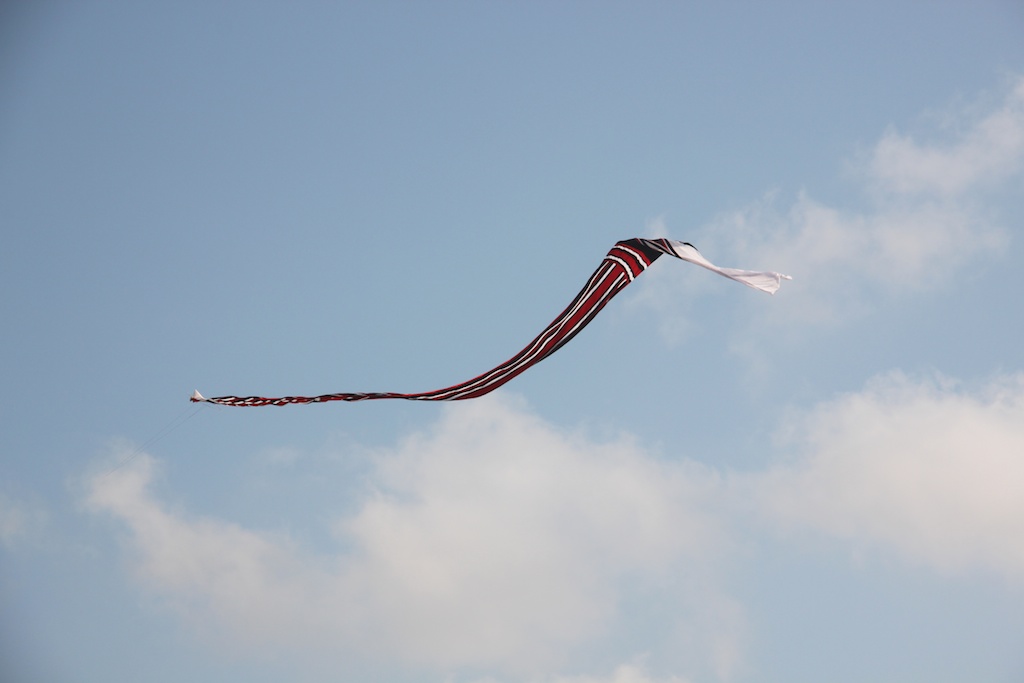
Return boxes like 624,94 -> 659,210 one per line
749,372 -> 1024,579
86,395 -> 735,676
635,77 -> 1021,331
85,369 -> 1024,680
868,78 -> 1024,197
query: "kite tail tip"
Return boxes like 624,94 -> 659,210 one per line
190,390 -> 207,403
759,273 -> 793,295
770,272 -> 793,295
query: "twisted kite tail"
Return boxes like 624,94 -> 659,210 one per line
191,238 -> 788,407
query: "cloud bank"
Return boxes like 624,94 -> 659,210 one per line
86,370 -> 1024,679
87,395 -> 734,678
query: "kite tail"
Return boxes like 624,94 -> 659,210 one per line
191,238 -> 789,407
641,238 -> 792,294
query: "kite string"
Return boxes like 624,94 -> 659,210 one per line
98,403 -> 207,479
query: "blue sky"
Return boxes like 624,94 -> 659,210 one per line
2,2 -> 1024,682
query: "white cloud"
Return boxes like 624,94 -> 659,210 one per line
85,372 -> 1024,680
339,397 -> 727,669
85,356 -> 1024,683
748,372 -> 1024,579
709,189 -> 1005,326
86,395 -> 735,676
868,78 -> 1024,197
85,455 -> 332,646
635,77 -> 1022,331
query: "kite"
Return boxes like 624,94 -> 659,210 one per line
191,238 -> 789,407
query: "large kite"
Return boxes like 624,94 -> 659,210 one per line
191,238 -> 789,407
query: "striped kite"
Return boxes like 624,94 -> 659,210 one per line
191,238 -> 789,407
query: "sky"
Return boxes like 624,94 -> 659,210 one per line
2,2 -> 1024,682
